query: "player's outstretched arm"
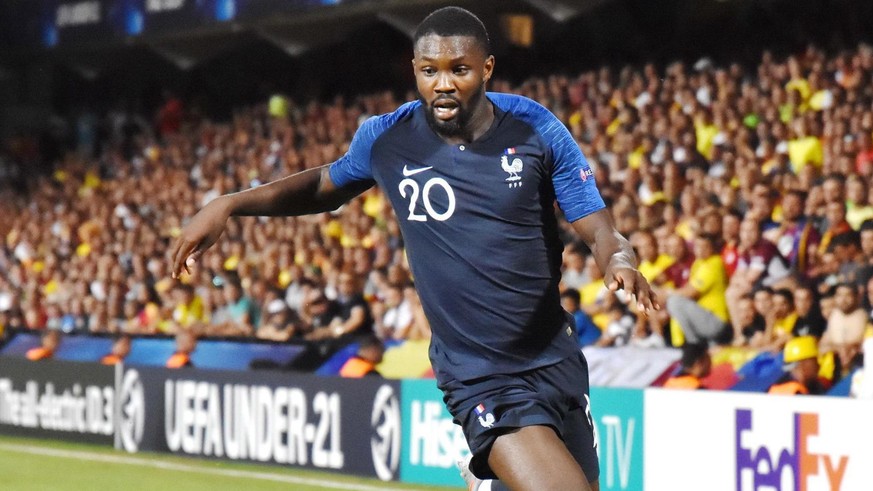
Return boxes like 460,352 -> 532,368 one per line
170,165 -> 372,278
571,208 -> 660,314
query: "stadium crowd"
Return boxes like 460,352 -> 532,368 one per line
1,43 -> 873,390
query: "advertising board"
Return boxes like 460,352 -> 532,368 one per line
645,390 -> 873,491
128,366 -> 402,480
0,357 -> 115,445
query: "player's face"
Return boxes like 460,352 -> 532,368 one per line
413,34 -> 494,137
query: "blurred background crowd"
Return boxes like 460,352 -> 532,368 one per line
1,0 -> 872,394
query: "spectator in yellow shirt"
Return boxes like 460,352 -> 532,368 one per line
694,109 -> 719,160
666,234 -> 732,345
171,283 -> 207,329
765,288 -> 798,351
579,255 -> 616,331
787,118 -> 823,174
845,175 -> 873,230
633,230 -> 674,283
786,56 -> 811,100
631,230 -> 674,347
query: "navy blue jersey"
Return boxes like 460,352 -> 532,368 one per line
329,92 -> 605,381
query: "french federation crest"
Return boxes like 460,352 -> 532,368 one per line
501,148 -> 523,188
475,403 -> 496,428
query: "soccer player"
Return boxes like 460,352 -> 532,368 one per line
170,7 -> 657,490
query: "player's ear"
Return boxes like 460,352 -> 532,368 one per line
483,55 -> 495,83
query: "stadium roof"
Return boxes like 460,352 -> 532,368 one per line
0,0 -> 610,72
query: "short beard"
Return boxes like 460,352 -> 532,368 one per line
421,83 -> 486,139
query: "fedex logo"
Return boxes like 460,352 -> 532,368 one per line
735,409 -> 848,491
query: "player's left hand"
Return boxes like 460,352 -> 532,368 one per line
604,265 -> 660,315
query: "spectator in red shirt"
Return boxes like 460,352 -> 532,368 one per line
661,234 -> 694,289
855,132 -> 873,177
726,216 -> 793,329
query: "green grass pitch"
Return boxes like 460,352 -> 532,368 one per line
0,435 -> 460,491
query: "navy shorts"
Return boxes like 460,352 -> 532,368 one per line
438,351 -> 599,481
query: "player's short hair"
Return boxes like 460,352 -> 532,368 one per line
414,6 -> 490,54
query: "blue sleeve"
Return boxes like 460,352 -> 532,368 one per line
329,101 -> 419,188
490,93 -> 605,222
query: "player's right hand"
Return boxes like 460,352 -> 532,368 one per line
605,265 -> 660,315
170,197 -> 233,279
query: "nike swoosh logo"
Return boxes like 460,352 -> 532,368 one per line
402,164 -> 433,177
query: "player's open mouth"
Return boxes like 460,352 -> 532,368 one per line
432,99 -> 460,120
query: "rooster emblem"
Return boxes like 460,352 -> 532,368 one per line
501,155 -> 523,182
